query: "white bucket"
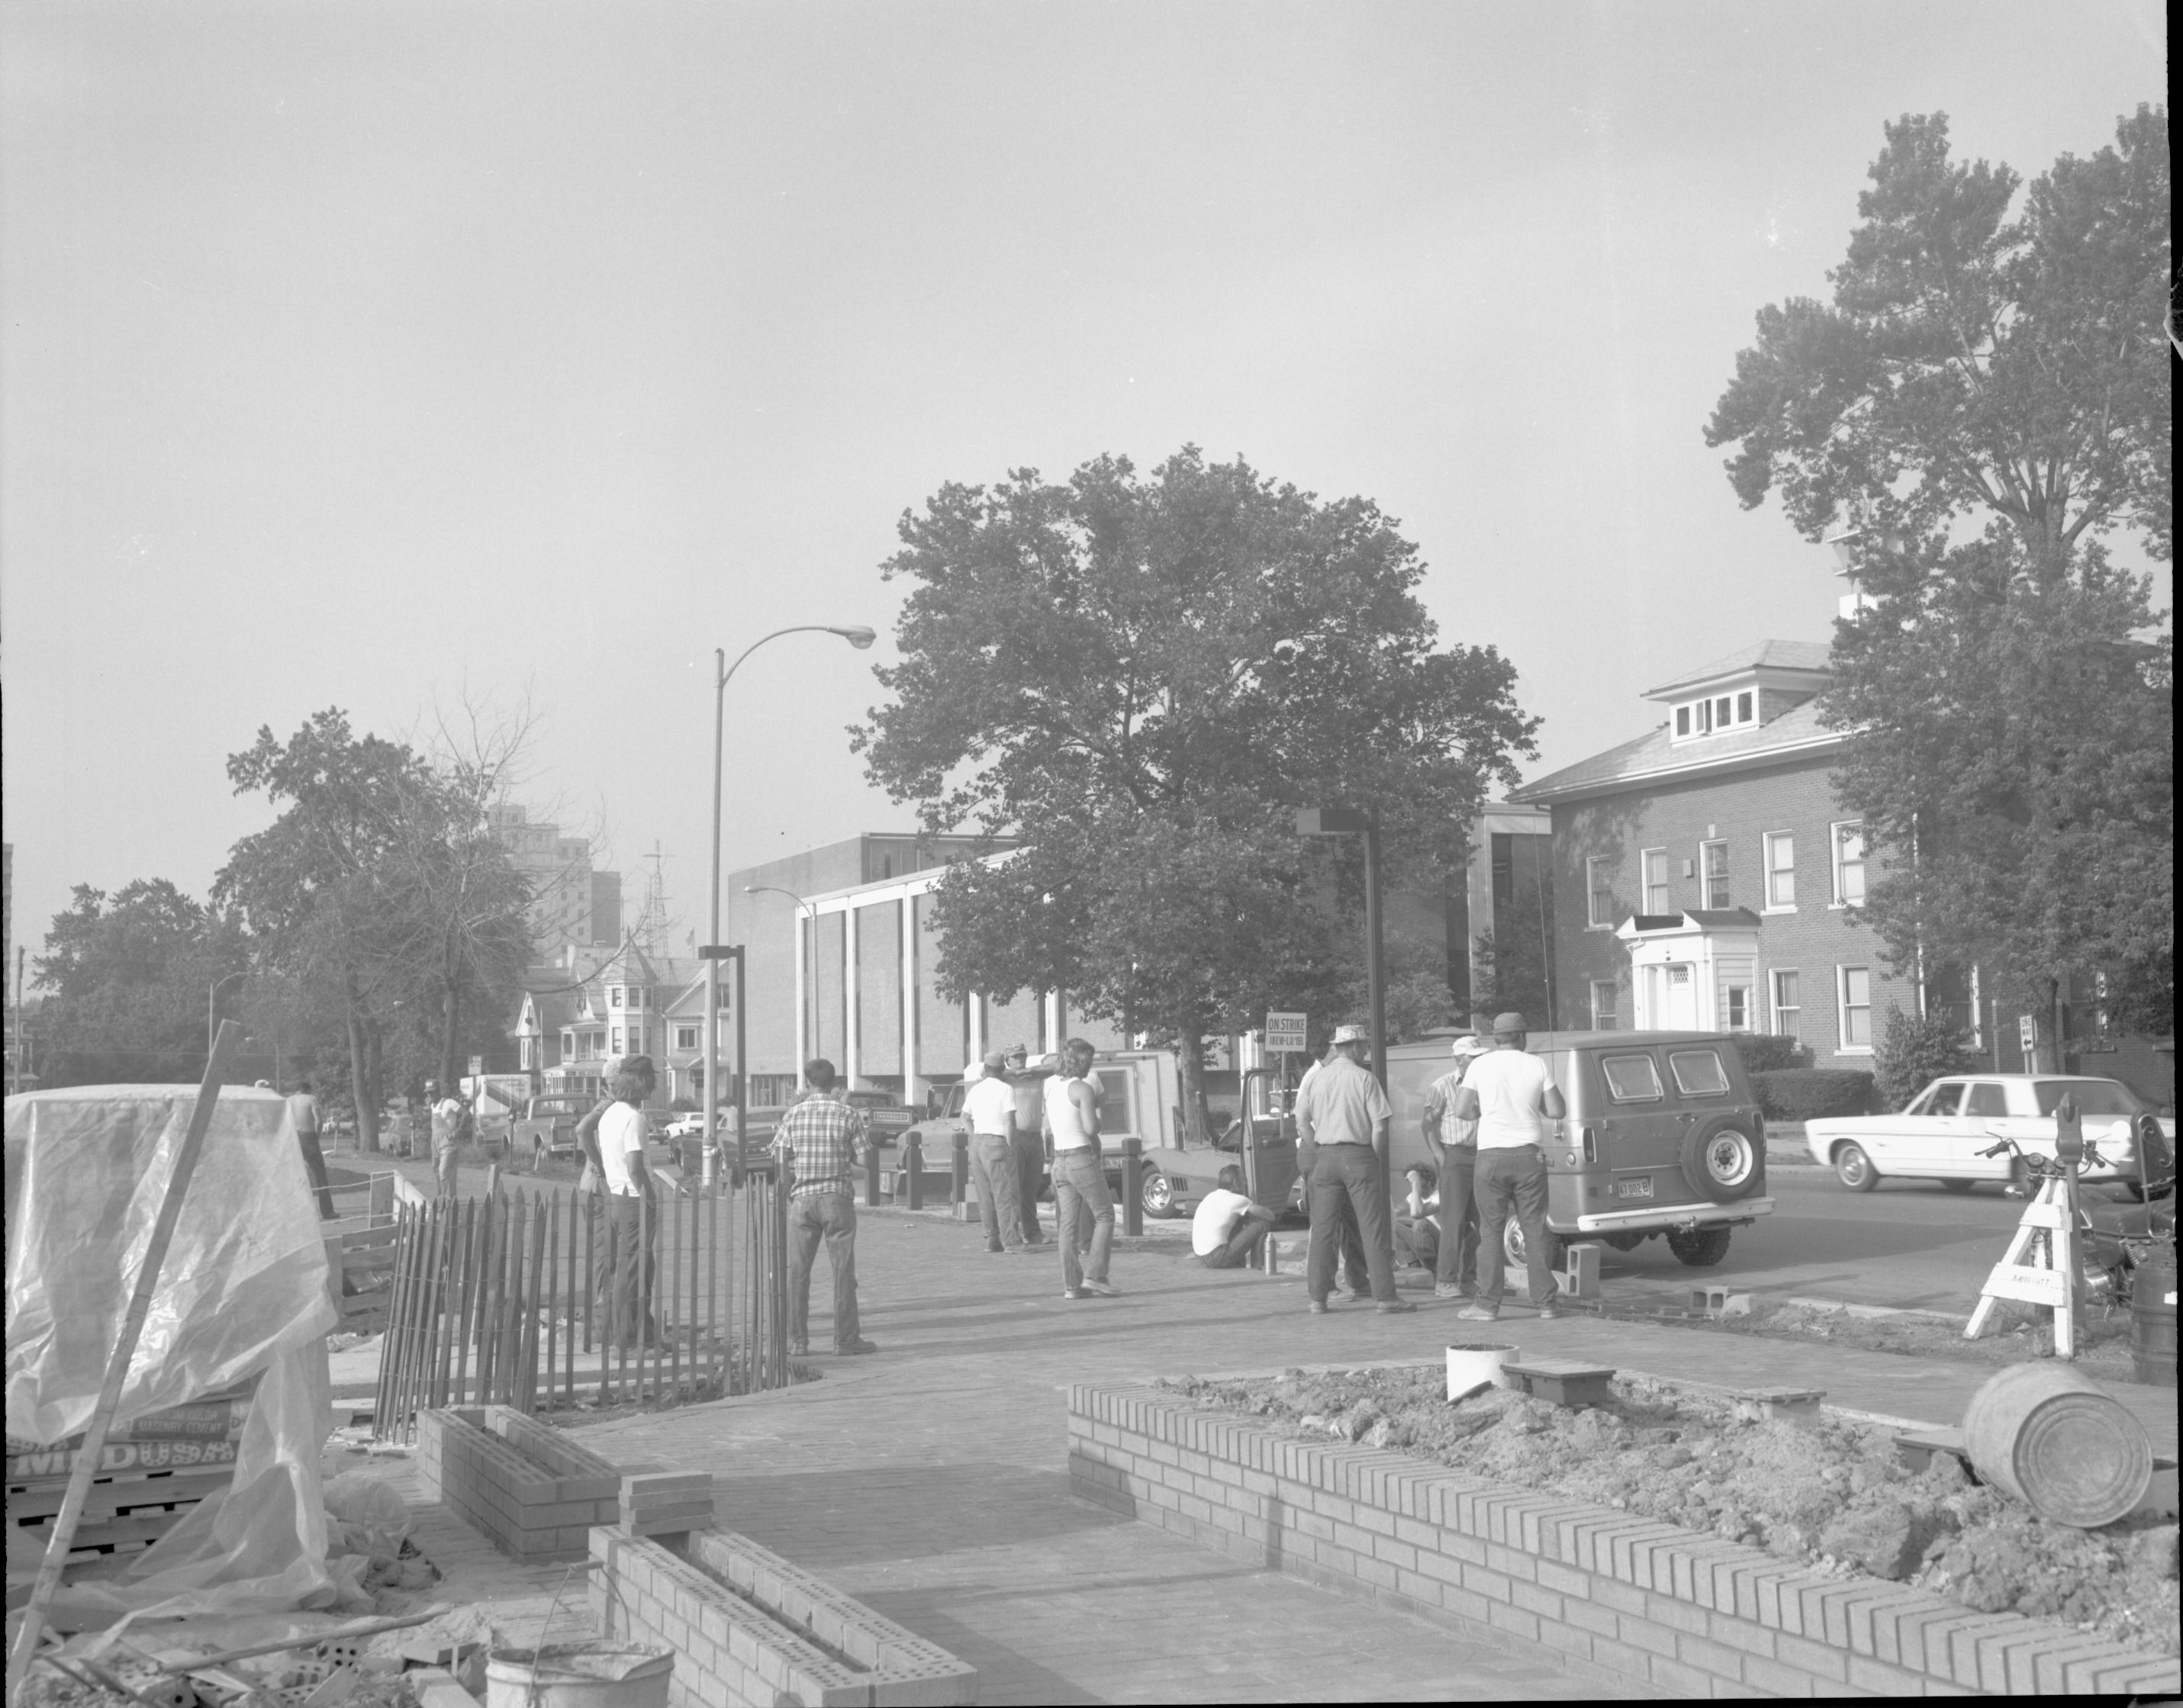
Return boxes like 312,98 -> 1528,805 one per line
1446,1343 -> 1518,1400
485,1645 -> 675,1708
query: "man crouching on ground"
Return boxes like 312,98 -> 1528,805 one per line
1192,1164 -> 1277,1269
771,1057 -> 880,1356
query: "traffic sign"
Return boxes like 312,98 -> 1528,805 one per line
2017,1014 -> 2037,1064
1264,1011 -> 1308,1053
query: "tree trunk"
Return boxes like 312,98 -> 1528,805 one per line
344,979 -> 378,1154
1174,1031 -> 1211,1146
439,978 -> 463,1094
365,1015 -> 385,1117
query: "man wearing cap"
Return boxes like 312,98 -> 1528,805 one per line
1293,1024 -> 1414,1315
428,1080 -> 465,1197
1417,1034 -> 1489,1298
1294,1034 -> 1370,1299
1454,1013 -> 1564,1320
963,1053 -> 1031,1253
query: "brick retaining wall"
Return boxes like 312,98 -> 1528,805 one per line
589,1524 -> 977,1706
1067,1382 -> 2181,1698
417,1406 -> 626,1562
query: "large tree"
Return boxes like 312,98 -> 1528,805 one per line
1705,110 -> 2172,1053
32,880 -> 250,1086
855,447 -> 1537,1134
217,709 -> 535,1147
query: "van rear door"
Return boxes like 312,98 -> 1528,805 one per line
1585,1046 -> 1685,1216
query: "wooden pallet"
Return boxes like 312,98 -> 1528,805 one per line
8,1460 -> 236,1558
326,1221 -> 400,1333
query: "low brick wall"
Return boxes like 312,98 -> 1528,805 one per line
1067,1382 -> 2181,1698
590,1525 -> 976,1706
417,1405 -> 626,1562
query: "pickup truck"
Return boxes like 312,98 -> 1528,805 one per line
514,1094 -> 593,1172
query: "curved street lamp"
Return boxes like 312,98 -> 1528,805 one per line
703,626 -> 876,1182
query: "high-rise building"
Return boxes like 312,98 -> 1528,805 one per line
488,805 -> 623,956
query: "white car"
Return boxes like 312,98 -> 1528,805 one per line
664,1111 -> 729,1140
1806,1074 -> 2172,1192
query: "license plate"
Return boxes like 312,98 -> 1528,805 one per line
1613,1177 -> 1654,1200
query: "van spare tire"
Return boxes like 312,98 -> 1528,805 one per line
1682,1119 -> 1760,1203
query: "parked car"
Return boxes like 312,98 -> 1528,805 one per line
514,1093 -> 593,1172
1384,1029 -> 1773,1269
1805,1074 -> 2173,1193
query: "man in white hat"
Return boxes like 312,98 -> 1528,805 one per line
1293,1023 -> 1414,1314
963,1052 -> 1032,1253
1415,1033 -> 1489,1298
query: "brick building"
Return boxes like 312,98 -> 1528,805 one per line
1513,639 -> 1920,1066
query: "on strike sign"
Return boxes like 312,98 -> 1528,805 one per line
1264,1012 -> 1308,1052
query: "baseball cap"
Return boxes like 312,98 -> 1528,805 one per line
1331,1023 -> 1370,1045
1493,1012 -> 1528,1036
1451,1034 -> 1487,1058
982,1048 -> 1009,1071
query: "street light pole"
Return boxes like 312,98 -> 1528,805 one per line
208,971 -> 247,1067
703,625 -> 876,1185
1296,806 -> 1390,1211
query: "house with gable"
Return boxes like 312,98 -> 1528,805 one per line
1512,638 -> 1925,1065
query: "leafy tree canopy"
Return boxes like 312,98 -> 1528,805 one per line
855,447 -> 1537,1127
1705,107 -> 2170,566
1826,529 -> 2172,1030
33,880 -> 247,1084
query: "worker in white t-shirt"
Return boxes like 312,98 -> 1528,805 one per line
962,1053 -> 1032,1253
1452,1013 -> 1565,1320
1191,1165 -> 1277,1269
597,1056 -> 664,1349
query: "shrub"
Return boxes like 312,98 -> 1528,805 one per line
1752,1068 -> 1876,1121
1872,1006 -> 1976,1111
1731,1032 -> 1811,1073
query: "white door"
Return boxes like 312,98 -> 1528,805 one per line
1958,1082 -> 2013,1179
1663,964 -> 1698,1030
1898,1080 -> 1969,1173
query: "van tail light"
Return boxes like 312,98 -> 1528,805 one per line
1582,1125 -> 1599,1164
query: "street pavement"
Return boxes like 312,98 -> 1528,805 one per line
546,1193 -> 2172,1704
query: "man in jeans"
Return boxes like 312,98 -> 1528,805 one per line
1454,1012 -> 1564,1321
1295,1024 -> 1415,1316
772,1058 -> 880,1356
1043,1037 -> 1118,1299
963,1051 -> 1031,1253
1418,1034 -> 1489,1298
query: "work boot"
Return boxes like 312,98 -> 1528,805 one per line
1376,1299 -> 1418,1314
788,1341 -> 810,1357
1080,1279 -> 1120,1298
836,1337 -> 879,1355
1308,1300 -> 1330,1314
1455,1303 -> 1500,1322
1334,1287 -> 1364,1304
1061,1288 -> 1090,1301
1434,1283 -> 1469,1300
1535,1303 -> 1562,1320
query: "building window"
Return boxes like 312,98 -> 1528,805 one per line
1770,970 -> 1800,1040
610,987 -> 623,1008
1763,831 -> 1795,909
1699,840 -> 1729,909
1838,967 -> 1872,1050
560,1030 -> 575,1057
1832,822 -> 1866,905
1586,857 -> 1615,928
627,988 -> 642,1009
1590,979 -> 1618,1029
1641,848 -> 1670,915
610,1027 -> 623,1054
1675,706 -> 1690,737
1490,834 -> 1513,907
1725,984 -> 1749,1029
675,1024 -> 699,1051
1737,690 -> 1753,722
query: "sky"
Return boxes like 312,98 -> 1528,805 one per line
1,0 -> 2167,969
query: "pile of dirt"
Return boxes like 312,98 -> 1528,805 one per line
1158,1364 -> 2178,1657
1688,1298 -> 2139,1376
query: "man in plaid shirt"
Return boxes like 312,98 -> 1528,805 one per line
770,1057 -> 879,1356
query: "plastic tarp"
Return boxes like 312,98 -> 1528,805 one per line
5,1084 -> 342,1619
